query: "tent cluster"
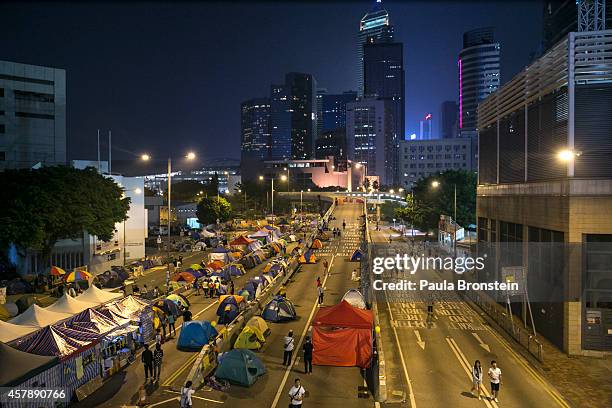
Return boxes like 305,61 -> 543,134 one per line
298,249 -> 317,264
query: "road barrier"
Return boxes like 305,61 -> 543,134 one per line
185,202 -> 337,388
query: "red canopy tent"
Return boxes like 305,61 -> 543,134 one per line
312,300 -> 373,368
229,235 -> 254,246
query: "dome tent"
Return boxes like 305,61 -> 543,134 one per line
246,316 -> 270,336
298,250 -> 316,264
341,289 -> 367,309
350,249 -> 364,262
234,325 -> 265,350
177,321 -> 218,351
215,349 -> 266,387
262,296 -> 297,322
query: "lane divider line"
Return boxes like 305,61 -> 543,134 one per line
270,254 -> 336,408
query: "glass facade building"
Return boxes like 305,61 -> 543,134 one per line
240,97 -> 271,179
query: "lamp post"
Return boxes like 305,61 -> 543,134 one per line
431,180 -> 457,258
259,174 -> 286,223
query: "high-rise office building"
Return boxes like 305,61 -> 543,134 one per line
357,0 -> 394,97
458,27 -> 500,136
440,101 -> 458,139
321,91 -> 358,133
240,97 -> 271,180
419,113 -> 433,140
346,97 -> 395,186
315,88 -> 327,139
315,129 -> 347,169
270,73 -> 317,161
363,41 -> 405,144
0,60 -> 66,170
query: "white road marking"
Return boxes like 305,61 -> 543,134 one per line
472,332 -> 491,353
414,330 -> 425,350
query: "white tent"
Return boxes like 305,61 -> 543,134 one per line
46,293 -> 98,315
76,285 -> 122,306
341,289 -> 366,309
0,319 -> 38,343
9,304 -> 72,327
200,229 -> 216,238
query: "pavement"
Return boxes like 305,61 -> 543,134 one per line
139,203 -> 376,408
371,226 -> 575,408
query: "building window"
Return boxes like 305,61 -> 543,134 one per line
427,154 -> 433,159
15,112 -> 55,119
0,152 -> 5,161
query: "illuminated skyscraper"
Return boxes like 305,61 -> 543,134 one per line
240,97 -> 271,179
357,0 -> 394,97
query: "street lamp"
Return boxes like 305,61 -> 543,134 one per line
431,180 -> 457,258
259,174 -> 286,223
141,154 -> 150,161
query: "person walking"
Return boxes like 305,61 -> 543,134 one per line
230,280 -> 235,295
471,360 -> 483,400
303,336 -> 313,374
317,285 -> 324,306
167,313 -> 176,337
155,329 -> 163,345
180,380 -> 195,408
323,259 -> 329,272
153,286 -> 160,298
153,343 -> 163,381
288,378 -> 306,407
342,220 -> 346,230
141,344 -> 153,383
283,330 -> 295,366
488,360 -> 502,403
193,278 -> 200,295
316,276 -> 321,287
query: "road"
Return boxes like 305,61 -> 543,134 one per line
371,226 -> 572,408
143,202 -> 376,408
76,242 -> 298,407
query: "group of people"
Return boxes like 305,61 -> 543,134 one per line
140,339 -> 165,383
471,359 -> 503,402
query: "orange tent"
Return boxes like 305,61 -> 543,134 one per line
172,272 -> 196,283
312,300 -> 373,368
207,260 -> 225,270
311,239 -> 323,249
229,236 -> 254,246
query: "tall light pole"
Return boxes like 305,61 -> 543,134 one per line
432,180 -> 457,258
259,174 -> 286,223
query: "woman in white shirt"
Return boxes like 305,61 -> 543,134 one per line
180,381 -> 195,408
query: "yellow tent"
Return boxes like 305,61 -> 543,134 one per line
234,325 -> 265,350
246,316 -> 270,336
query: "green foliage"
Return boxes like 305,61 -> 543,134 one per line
170,180 -> 207,202
196,196 -> 232,225
380,201 -> 403,221
410,170 -> 476,232
0,166 -> 130,257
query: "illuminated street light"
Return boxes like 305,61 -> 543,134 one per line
399,188 -> 404,193
134,188 -> 142,195
389,189 -> 395,194
431,180 -> 440,188
280,174 -> 287,181
307,188 -> 311,192
259,175 -> 264,181
186,152 -> 196,160
355,163 -> 362,169
141,154 -> 150,161
557,149 -> 581,162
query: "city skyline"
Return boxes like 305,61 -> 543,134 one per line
1,1 -> 542,161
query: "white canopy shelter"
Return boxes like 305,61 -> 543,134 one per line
46,293 -> 99,314
0,319 -> 38,343
76,285 -> 122,306
9,304 -> 72,327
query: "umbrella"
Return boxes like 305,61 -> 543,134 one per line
63,270 -> 92,282
48,266 -> 66,276
190,264 -> 203,270
167,294 -> 189,308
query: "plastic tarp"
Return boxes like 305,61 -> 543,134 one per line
341,289 -> 367,310
212,247 -> 230,253
262,296 -> 297,322
207,260 -> 226,270
249,229 -> 270,238
209,252 -> 229,263
176,320 -> 218,351
234,325 -> 265,350
0,319 -> 38,343
215,349 -> 266,387
0,342 -> 58,387
229,235 -> 254,246
76,285 -> 122,306
9,304 -> 72,328
247,241 -> 262,252
200,229 -> 216,237
65,308 -> 122,335
45,293 -> 98,315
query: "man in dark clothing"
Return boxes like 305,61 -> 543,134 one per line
303,336 -> 313,374
141,344 -> 154,382
183,309 -> 192,322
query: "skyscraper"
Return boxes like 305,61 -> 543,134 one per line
363,41 -> 405,145
0,60 -> 66,170
346,97 -> 395,186
419,113 -> 432,140
270,72 -> 317,160
458,27 -> 500,136
240,97 -> 271,179
321,91 -> 358,133
357,0 -> 394,97
315,88 -> 327,139
440,101 -> 458,139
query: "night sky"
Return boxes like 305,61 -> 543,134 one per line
1,1 -> 542,164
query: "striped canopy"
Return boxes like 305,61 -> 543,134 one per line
63,270 -> 92,282
48,266 -> 66,276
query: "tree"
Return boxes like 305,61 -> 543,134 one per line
395,193 -> 427,232
0,166 -> 130,263
411,170 -> 476,232
196,196 -> 232,225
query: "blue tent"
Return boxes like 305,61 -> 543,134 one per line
212,247 -> 230,253
350,249 -> 364,262
177,321 -> 218,351
215,349 -> 266,387
262,296 -> 297,322
218,303 -> 239,324
241,281 -> 257,298
225,264 -> 244,277
212,269 -> 231,281
216,296 -> 240,317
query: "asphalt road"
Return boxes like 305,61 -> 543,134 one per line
144,202 -> 376,408
371,227 -> 572,408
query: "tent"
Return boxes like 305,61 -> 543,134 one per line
215,349 -> 266,387
172,272 -> 196,283
216,295 -> 243,317
76,285 -> 122,306
13,325 -> 93,357
190,263 -> 203,271
247,241 -> 262,252
184,269 -> 204,279
229,236 -> 254,246
176,320 -> 218,351
200,229 -> 216,238
298,250 -> 316,264
246,316 -> 270,336
0,319 -> 38,343
288,234 -> 297,242
211,268 -> 231,281
167,294 -> 189,308
350,249 -> 364,262
311,239 -> 323,249
0,303 -> 18,321
207,260 -> 225,270
46,293 -> 98,315
234,325 -> 265,350
262,296 -> 297,322
249,229 -> 270,238
0,342 -> 59,387
341,289 -> 367,309
312,300 -> 373,368
224,264 -> 245,277
218,303 -> 239,325
9,304 -> 72,327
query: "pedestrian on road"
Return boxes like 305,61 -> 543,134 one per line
471,360 -> 483,400
323,259 -> 329,272
155,329 -> 163,345
193,279 -> 200,295
316,276 -> 321,287
168,313 -> 176,337
153,343 -> 163,381
183,309 -> 192,322
283,330 -> 295,366
342,220 -> 346,230
303,336 -> 313,374
488,360 -> 502,403
317,285 -> 324,305
180,380 -> 195,408
288,378 -> 306,407
141,344 -> 153,382
143,284 -> 149,299
153,286 -> 160,298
